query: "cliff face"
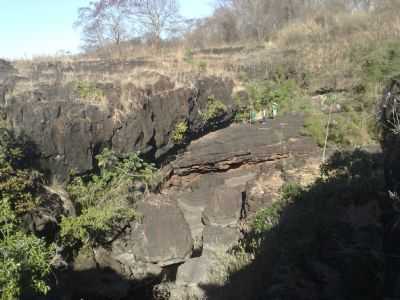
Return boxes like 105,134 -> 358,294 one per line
0,59 -> 235,181
0,58 -> 340,300
4,56 -> 398,300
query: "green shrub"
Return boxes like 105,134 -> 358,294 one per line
0,217 -> 54,300
0,129 -> 53,299
233,95 -> 251,123
73,81 -> 105,102
349,40 -> 400,112
183,48 -> 195,64
0,129 -> 44,215
172,121 -> 188,144
61,148 -> 156,247
200,96 -> 227,123
303,109 -> 374,148
303,112 -> 327,146
246,78 -> 304,115
361,41 -> 400,85
234,108 -> 250,123
60,204 -> 136,247
197,61 -> 207,72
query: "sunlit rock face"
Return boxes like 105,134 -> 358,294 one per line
0,58 -> 236,181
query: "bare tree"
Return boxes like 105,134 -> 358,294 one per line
76,0 -> 184,50
129,0 -> 183,46
209,0 -> 312,42
75,0 -> 133,52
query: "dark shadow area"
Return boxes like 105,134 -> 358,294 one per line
200,149 -> 398,300
30,267 -> 162,300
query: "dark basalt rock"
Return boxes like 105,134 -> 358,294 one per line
202,187 -> 243,227
112,195 -> 194,266
169,116 -> 316,177
22,187 -> 69,241
1,66 -> 235,181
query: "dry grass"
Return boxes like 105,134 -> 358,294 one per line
8,5 -> 400,125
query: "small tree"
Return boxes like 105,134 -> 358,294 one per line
131,0 -> 183,47
75,0 -> 132,53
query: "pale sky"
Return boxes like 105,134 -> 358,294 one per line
0,1 -> 214,59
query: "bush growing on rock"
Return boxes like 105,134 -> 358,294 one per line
73,80 -> 106,103
244,78 -> 309,118
0,129 -> 43,215
172,121 -> 188,144
0,128 -> 54,300
0,209 -> 54,300
61,148 -> 157,248
200,96 -> 228,123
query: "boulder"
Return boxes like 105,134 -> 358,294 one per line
154,283 -> 206,300
203,225 -> 240,253
244,168 -> 284,216
112,195 -> 194,266
176,256 -> 215,286
177,189 -> 208,253
202,187 -> 243,227
66,195 -> 194,299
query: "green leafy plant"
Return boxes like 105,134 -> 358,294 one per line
200,96 -> 227,123
0,215 -> 54,300
172,121 -> 188,144
303,107 -> 374,149
233,95 -> 251,123
183,48 -> 194,64
302,112 -> 327,146
197,61 -> 207,72
0,129 -> 44,215
246,78 -> 303,115
73,80 -> 105,102
61,148 -> 157,248
361,41 -> 400,86
0,128 -> 53,299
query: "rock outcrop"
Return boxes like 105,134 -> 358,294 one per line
0,59 -> 236,181
150,117 -> 320,299
48,115 -> 320,300
0,58 -> 329,300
